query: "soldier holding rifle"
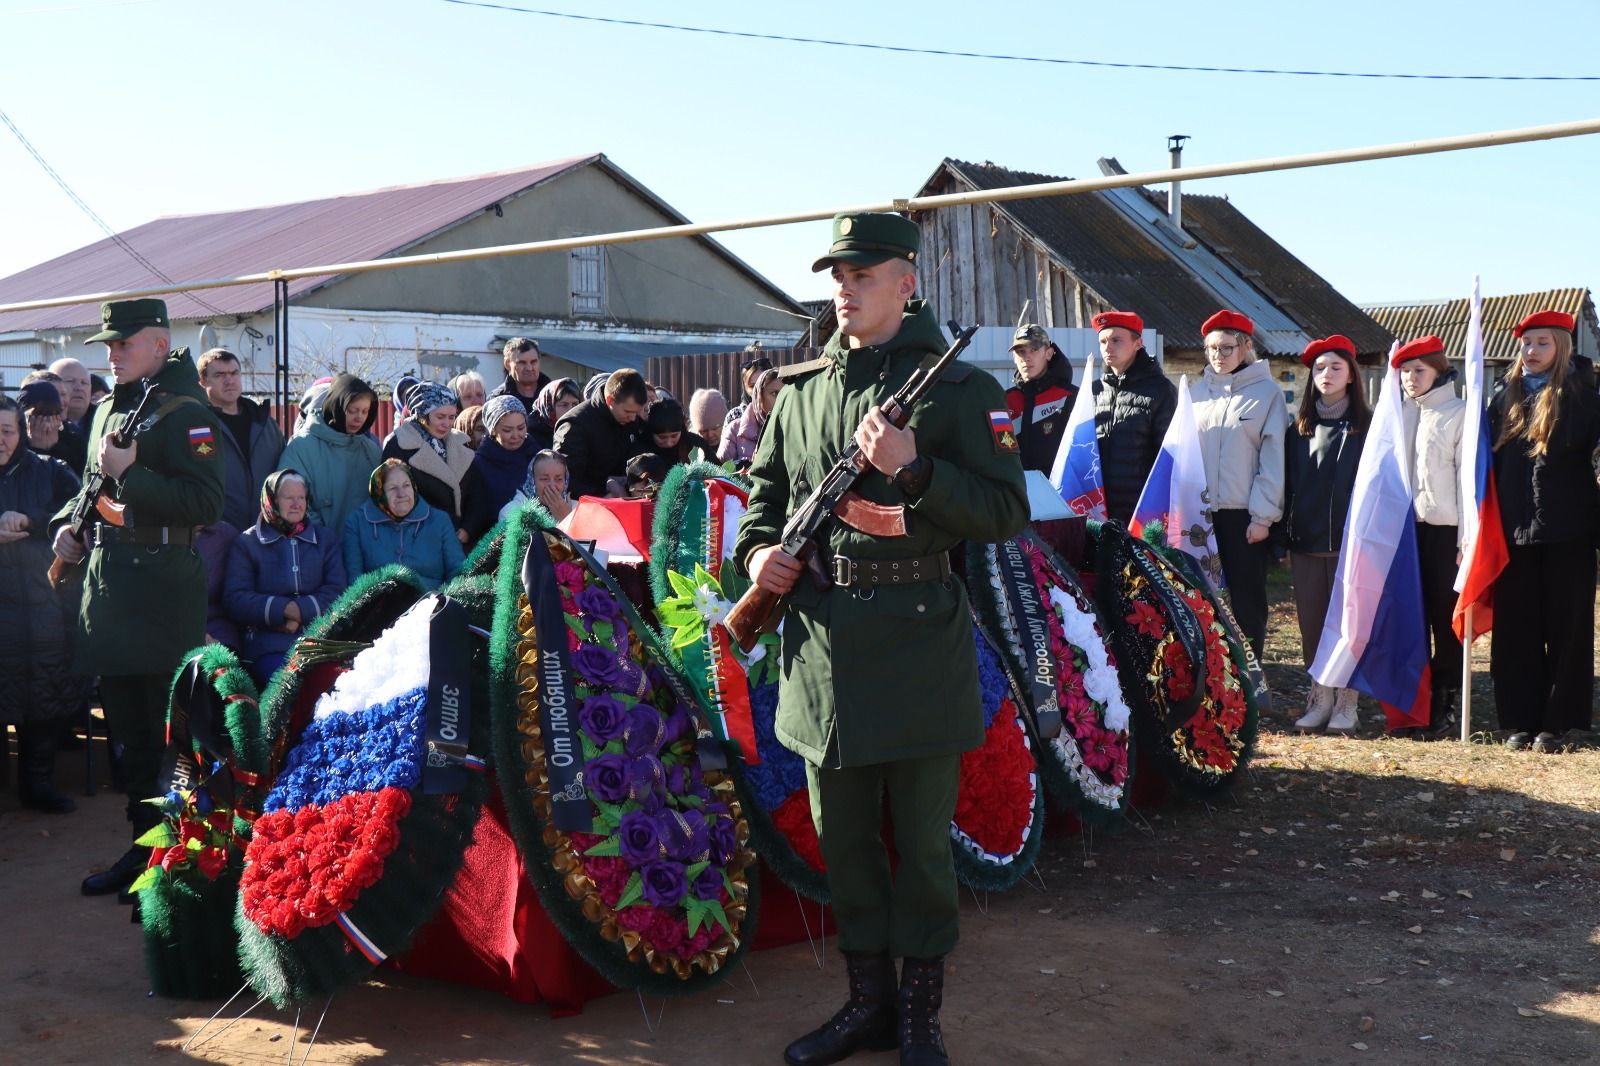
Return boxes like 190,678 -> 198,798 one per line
732,213 -> 1028,1066
51,299 -> 225,903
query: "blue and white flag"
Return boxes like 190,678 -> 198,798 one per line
1048,366 -> 1107,520
1129,376 -> 1222,586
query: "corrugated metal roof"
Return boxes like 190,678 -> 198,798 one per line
1361,289 -> 1597,363
0,156 -> 598,334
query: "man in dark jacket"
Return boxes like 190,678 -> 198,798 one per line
200,348 -> 284,530
551,369 -> 649,498
1005,323 -> 1078,475
487,337 -> 552,417
1091,310 -> 1176,524
18,379 -> 88,474
51,299 -> 225,902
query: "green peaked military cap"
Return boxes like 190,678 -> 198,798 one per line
84,298 -> 170,344
810,212 -> 920,273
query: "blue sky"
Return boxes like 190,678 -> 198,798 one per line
2,0 -> 1596,315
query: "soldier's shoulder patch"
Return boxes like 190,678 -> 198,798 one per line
987,409 -> 1019,453
187,424 -> 218,458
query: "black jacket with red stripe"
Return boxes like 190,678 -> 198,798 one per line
1005,350 -> 1078,475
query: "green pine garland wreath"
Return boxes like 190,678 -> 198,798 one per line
490,503 -> 760,996
233,572 -> 492,1008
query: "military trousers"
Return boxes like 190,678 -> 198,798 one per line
806,752 -> 960,959
98,673 -> 170,834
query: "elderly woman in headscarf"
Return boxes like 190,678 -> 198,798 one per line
224,469 -> 348,687
499,448 -> 573,524
381,380 -> 475,543
342,458 -> 463,589
717,366 -> 782,465
531,376 -> 583,451
0,395 -> 86,813
461,393 -> 540,542
280,373 -> 382,533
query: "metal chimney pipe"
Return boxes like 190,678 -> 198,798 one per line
1168,134 -> 1190,230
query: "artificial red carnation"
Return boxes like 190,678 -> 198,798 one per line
772,790 -> 824,871
952,704 -> 1035,858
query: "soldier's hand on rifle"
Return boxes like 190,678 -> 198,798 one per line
99,435 -> 137,480
749,545 -> 803,595
855,408 -> 917,475
52,525 -> 87,563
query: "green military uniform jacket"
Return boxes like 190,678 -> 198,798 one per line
733,301 -> 1029,768
51,349 -> 225,676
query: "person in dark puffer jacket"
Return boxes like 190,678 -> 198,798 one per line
552,369 -> 650,498
1090,310 -> 1176,524
1282,336 -> 1368,735
1004,323 -> 1078,475
1487,310 -> 1600,754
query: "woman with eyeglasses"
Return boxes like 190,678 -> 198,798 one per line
1189,310 -> 1288,659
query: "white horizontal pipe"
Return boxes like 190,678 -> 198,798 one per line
5,116 -> 1600,315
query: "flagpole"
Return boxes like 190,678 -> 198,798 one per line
1459,605 -> 1473,743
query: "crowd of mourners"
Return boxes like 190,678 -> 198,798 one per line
2,337 -> 780,814
4,307 -> 1596,818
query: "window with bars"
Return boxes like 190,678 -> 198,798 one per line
570,246 -> 605,316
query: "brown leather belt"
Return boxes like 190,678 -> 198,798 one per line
832,552 -> 950,589
93,525 -> 195,547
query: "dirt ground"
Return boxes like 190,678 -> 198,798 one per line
2,573 -> 1598,1065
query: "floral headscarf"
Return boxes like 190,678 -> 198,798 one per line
533,377 -> 581,428
260,469 -> 309,536
369,458 -> 416,521
481,393 -> 524,436
408,382 -> 459,423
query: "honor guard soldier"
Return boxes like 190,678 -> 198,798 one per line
733,213 -> 1029,1066
52,299 -> 225,902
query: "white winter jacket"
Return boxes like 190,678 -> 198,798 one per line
1190,359 -> 1289,524
1401,380 -> 1466,538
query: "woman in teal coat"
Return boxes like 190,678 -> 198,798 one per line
280,373 -> 381,534
341,459 -> 463,589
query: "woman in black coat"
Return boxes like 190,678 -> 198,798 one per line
1487,311 -> 1600,753
0,397 -> 87,813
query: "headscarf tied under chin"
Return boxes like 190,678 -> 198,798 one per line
260,469 -> 309,536
369,458 -> 415,521
408,381 -> 459,458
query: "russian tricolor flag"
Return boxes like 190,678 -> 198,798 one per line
1048,360 -> 1107,520
1452,276 -> 1509,642
1129,376 -> 1223,586
1311,349 -> 1431,713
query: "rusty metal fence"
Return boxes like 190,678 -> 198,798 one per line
645,347 -> 821,407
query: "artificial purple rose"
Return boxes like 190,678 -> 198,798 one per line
657,807 -> 709,863
622,704 -> 665,759
708,813 -> 739,865
575,584 -> 622,623
640,859 -> 688,908
573,644 -> 625,688
626,754 -> 667,806
664,705 -> 693,745
618,809 -> 665,866
665,762 -> 688,797
613,657 -> 649,698
691,865 -> 724,902
579,693 -> 628,743
586,753 -> 630,804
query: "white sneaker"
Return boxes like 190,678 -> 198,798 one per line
1326,689 -> 1360,734
1294,683 -> 1335,733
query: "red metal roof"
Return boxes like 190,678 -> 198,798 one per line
0,155 -> 598,333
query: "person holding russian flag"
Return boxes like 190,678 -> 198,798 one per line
1284,335 -> 1369,733
1090,310 -> 1175,525
1488,310 -> 1600,753
1190,310 -> 1288,659
1394,335 -> 1467,739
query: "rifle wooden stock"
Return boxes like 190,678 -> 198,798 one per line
46,555 -> 71,591
724,583 -> 782,653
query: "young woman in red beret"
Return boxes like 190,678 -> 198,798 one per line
1190,310 -> 1288,660
1284,337 -> 1369,733
1394,336 -> 1467,739
1488,311 -> 1600,753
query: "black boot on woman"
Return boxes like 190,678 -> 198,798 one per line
898,956 -> 950,1066
783,952 -> 898,1066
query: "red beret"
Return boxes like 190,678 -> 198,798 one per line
1513,310 -> 1576,338
1300,334 -> 1357,369
1202,310 -> 1253,337
1091,310 -> 1144,335
1391,335 -> 1445,368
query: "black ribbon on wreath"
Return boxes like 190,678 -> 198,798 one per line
1098,521 -> 1209,730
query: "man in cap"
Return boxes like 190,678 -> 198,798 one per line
1004,323 -> 1078,475
18,375 -> 88,473
1090,310 -> 1176,525
734,213 -> 1028,1066
51,298 -> 225,902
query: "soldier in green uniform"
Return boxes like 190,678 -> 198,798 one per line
51,299 -> 225,901
733,214 -> 1028,1066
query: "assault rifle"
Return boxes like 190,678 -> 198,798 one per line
47,379 -> 160,590
723,322 -> 979,652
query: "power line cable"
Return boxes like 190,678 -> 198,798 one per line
437,0 -> 1600,82
0,105 -> 229,316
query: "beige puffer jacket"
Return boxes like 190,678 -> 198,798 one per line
1190,359 -> 1289,524
1402,380 -> 1466,538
